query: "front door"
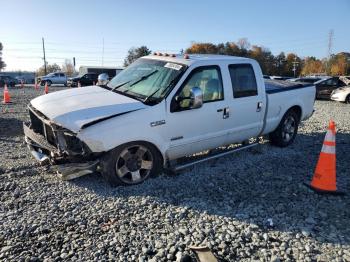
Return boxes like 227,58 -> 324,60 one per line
317,77 -> 339,98
164,65 -> 230,160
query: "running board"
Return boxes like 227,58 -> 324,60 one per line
170,142 -> 259,172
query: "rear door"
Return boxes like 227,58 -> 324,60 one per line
59,73 -> 66,84
224,63 -> 265,143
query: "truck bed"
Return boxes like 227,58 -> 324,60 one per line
265,79 -> 313,94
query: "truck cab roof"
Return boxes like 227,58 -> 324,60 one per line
145,54 -> 254,66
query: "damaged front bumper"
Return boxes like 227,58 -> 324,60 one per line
23,119 -> 100,180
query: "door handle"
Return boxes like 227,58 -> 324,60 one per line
217,107 -> 229,119
257,102 -> 263,112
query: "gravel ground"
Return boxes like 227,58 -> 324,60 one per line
0,86 -> 349,262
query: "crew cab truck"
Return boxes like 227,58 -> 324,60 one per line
23,54 -> 315,185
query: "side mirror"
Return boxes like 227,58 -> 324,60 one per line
97,73 -> 109,86
189,86 -> 203,109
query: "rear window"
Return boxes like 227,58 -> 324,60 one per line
229,64 -> 258,98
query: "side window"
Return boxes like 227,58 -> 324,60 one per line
60,73 -> 65,77
229,64 -> 258,98
323,78 -> 337,86
178,66 -> 223,108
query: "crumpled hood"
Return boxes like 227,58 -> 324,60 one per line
30,86 -> 146,132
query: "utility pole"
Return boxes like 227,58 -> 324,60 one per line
42,37 -> 47,75
292,57 -> 299,77
73,57 -> 76,74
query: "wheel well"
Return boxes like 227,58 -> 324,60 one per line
288,105 -> 302,121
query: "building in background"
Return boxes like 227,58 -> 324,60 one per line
0,71 -> 36,84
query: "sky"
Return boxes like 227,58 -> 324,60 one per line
0,0 -> 349,72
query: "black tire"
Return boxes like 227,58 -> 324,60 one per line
46,80 -> 52,86
346,95 -> 350,104
100,142 -> 162,186
269,109 -> 300,147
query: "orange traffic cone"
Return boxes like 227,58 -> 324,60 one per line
305,120 -> 343,194
34,82 -> 38,90
78,81 -> 81,88
44,82 -> 49,94
3,84 -> 11,104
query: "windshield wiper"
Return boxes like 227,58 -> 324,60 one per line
129,70 -> 158,87
143,76 -> 179,104
111,70 -> 158,92
112,80 -> 132,91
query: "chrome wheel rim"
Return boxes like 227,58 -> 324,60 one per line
115,145 -> 153,184
282,116 -> 296,142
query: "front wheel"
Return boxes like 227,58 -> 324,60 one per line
346,95 -> 350,104
100,142 -> 162,186
46,80 -> 52,86
269,110 -> 300,147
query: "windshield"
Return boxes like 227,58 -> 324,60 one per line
107,58 -> 186,103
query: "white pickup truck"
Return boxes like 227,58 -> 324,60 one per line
24,54 -> 315,185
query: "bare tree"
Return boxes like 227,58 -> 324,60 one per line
36,63 -> 61,76
62,59 -> 75,77
0,42 -> 6,71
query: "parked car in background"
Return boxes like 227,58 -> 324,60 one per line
270,76 -> 294,81
15,76 -> 27,84
331,86 -> 350,104
37,72 -> 67,86
331,76 -> 350,103
0,75 -> 18,87
24,54 -> 315,185
288,77 -> 324,84
79,66 -> 123,79
314,77 -> 347,99
67,73 -> 98,87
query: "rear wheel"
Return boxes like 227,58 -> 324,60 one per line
100,142 -> 162,186
269,110 -> 300,147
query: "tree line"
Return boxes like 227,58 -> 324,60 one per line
1,40 -> 349,77
183,39 -> 350,76
123,40 -> 349,77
